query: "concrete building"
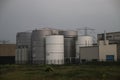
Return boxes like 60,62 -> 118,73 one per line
79,40 -> 117,62
80,46 -> 99,62
98,31 -> 120,61
0,44 -> 16,64
99,40 -> 117,61
98,32 -> 120,44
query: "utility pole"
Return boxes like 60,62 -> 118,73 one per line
77,27 -> 95,36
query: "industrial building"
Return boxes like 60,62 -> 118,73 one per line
16,28 -> 78,64
79,40 -> 117,62
98,31 -> 120,61
0,44 -> 16,64
15,28 -> 120,65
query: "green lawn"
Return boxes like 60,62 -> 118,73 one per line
0,64 -> 120,80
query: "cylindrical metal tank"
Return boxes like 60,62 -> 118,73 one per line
16,32 -> 31,64
51,29 -> 59,35
21,47 -> 28,64
59,30 -> 77,38
64,38 -> 76,57
59,30 -> 77,63
16,32 -> 31,46
76,36 -> 93,59
46,35 -> 64,64
21,48 -> 24,64
16,48 -> 22,64
16,47 -> 24,64
31,29 -> 52,64
16,48 -> 20,64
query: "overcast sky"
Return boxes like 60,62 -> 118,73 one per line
0,0 -> 120,43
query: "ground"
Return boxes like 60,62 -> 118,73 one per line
0,63 -> 120,80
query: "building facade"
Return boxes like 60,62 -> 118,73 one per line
0,44 -> 16,64
98,32 -> 120,61
79,40 -> 117,62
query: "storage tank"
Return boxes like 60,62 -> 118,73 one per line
21,47 -> 28,64
46,35 -> 64,64
76,36 -> 93,59
16,32 -> 31,64
51,29 -> 59,35
15,50 -> 17,64
59,30 -> 77,63
16,32 -> 31,46
59,30 -> 77,38
31,29 -> 52,64
16,48 -> 22,64
21,48 -> 24,64
15,48 -> 20,64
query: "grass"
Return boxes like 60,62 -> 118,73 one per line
0,64 -> 120,80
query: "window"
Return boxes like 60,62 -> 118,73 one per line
106,55 -> 114,61
106,36 -> 112,39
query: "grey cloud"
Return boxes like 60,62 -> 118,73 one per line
0,0 -> 120,43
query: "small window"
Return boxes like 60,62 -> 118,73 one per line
106,36 -> 112,39
106,55 -> 114,61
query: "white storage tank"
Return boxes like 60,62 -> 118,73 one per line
76,36 -> 93,58
46,35 -> 64,64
